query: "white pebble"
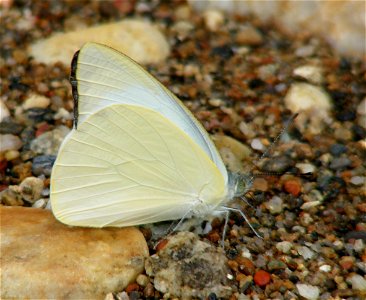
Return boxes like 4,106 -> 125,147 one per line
357,97 -> 366,115
0,100 -> 10,122
32,198 -> 47,208
23,93 -> 50,110
296,283 -> 320,300
267,196 -> 283,214
295,45 -> 315,57
251,138 -> 265,151
293,65 -> 323,84
54,107 -> 73,121
319,264 -> 331,272
276,241 -> 293,254
346,274 -> 366,291
285,82 -> 331,113
301,201 -> 321,210
297,246 -> 315,260
0,134 -> 22,152
203,9 -> 224,32
350,176 -> 365,186
295,163 -> 315,174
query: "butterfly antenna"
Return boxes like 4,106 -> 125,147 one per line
248,113 -> 299,181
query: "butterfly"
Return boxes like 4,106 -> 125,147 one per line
50,42 -> 256,234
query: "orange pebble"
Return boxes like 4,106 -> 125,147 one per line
254,270 -> 271,286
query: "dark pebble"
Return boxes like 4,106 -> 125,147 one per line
339,57 -> 351,70
32,155 -> 56,176
129,291 -> 141,300
329,143 -> 347,156
248,78 -> 265,89
336,110 -> 356,121
25,108 -> 54,123
208,292 -> 218,300
211,45 -> 234,59
352,124 -> 366,140
267,260 -> 287,271
20,127 -> 35,151
329,156 -> 352,170
344,230 -> 366,241
9,76 -> 29,92
261,156 -> 294,173
226,248 -> 238,259
0,120 -> 24,134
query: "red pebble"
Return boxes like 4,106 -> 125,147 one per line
125,283 -> 139,293
35,123 -> 50,137
155,239 -> 168,252
254,270 -> 271,286
283,179 -> 301,196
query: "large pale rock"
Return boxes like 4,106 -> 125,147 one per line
1,206 -> 149,299
29,20 -> 170,65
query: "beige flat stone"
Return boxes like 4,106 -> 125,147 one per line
29,19 -> 170,65
1,206 -> 149,299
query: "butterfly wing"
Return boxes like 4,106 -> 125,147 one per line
72,42 -> 228,184
51,104 -> 226,227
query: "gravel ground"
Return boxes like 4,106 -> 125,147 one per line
1,1 -> 365,299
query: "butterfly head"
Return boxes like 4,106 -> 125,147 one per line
228,171 -> 253,198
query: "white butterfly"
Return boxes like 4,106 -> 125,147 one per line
50,42 -> 254,231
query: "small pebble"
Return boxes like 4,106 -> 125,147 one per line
319,265 -> 331,272
296,283 -> 319,300
136,274 -> 149,287
252,178 -> 268,192
295,45 -> 315,57
266,196 -> 283,214
54,108 -> 73,121
4,150 -> 20,161
276,241 -> 293,254
0,120 -> 24,134
283,179 -> 301,196
295,163 -> 315,174
251,138 -> 265,151
293,65 -> 323,84
30,125 -> 70,156
0,188 -> 24,206
357,97 -> 366,115
253,270 -> 271,287
235,25 -> 263,46
339,256 -> 355,270
32,155 -> 56,176
267,260 -> 287,271
0,134 -> 23,152
346,274 -> 366,291
0,100 -> 10,122
301,201 -> 320,210
329,156 -> 352,170
329,143 -> 347,156
285,83 -> 331,112
334,127 -> 353,141
32,198 -> 47,208
297,246 -> 315,260
350,176 -> 365,186
19,176 -> 44,203
203,9 -> 224,32
23,94 -> 50,110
